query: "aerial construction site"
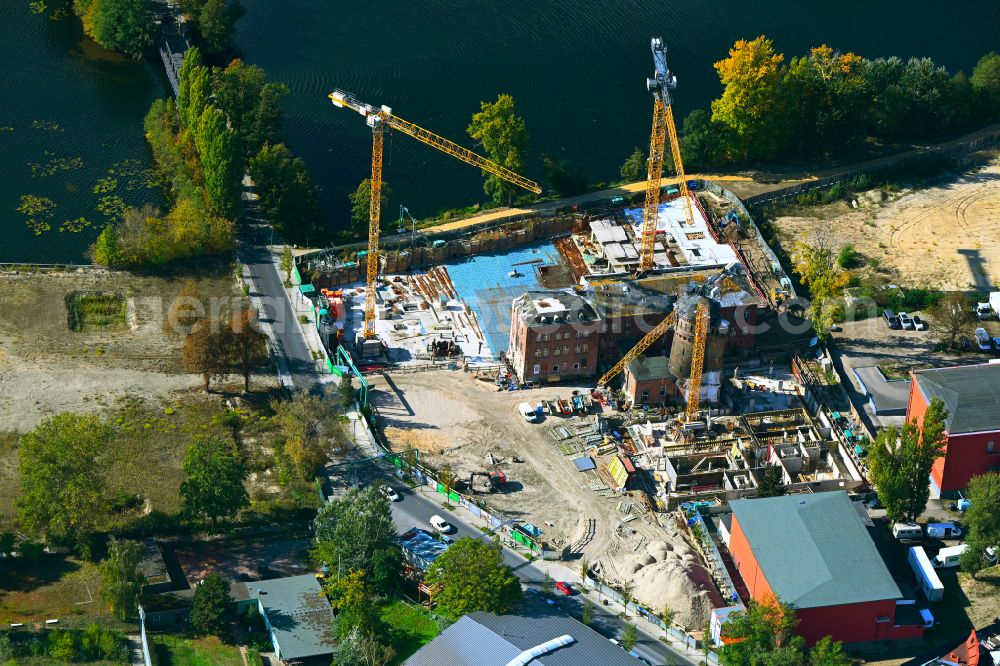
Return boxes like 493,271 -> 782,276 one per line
294,38 -> 864,629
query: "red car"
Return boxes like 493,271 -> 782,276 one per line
554,581 -> 573,596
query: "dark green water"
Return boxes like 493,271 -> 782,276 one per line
3,1 -> 1000,261
0,4 -> 162,263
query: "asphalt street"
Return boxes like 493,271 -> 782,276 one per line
382,478 -> 696,666
237,219 -> 321,390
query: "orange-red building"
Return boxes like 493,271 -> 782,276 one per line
727,492 -> 927,644
908,363 -> 1000,496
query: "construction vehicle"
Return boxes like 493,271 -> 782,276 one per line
328,90 -> 541,342
469,469 -> 507,494
638,37 -> 695,273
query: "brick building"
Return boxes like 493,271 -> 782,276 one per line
507,269 -> 760,391
725,492 -> 927,644
508,291 -> 602,384
908,363 -> 1000,496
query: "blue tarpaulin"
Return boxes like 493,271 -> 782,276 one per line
573,456 -> 596,472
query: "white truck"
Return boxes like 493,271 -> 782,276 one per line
932,544 -> 966,568
908,546 -> 944,601
991,291 -> 1000,319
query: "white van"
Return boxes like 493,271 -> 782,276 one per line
926,522 -> 962,539
893,522 -> 923,541
932,544 -> 966,568
517,402 -> 537,422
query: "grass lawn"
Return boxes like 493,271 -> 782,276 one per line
151,634 -> 243,666
380,599 -> 440,664
0,555 -> 122,629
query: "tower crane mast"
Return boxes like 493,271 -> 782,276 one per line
639,37 -> 695,273
329,89 -> 541,340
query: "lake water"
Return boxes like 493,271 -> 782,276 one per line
3,0 -> 1000,261
0,4 -> 162,263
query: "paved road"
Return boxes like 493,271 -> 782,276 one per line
237,218 -> 321,391
382,478 -> 696,666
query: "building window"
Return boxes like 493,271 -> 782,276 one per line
542,349 -> 548,357
641,390 -> 649,401
574,345 -> 581,353
552,364 -> 560,373
989,441 -> 996,454
543,333 -> 550,342
534,349 -> 541,358
573,363 -> 580,370
624,321 -> 632,335
533,364 -> 541,375
536,333 -> 542,342
580,357 -> 587,368
582,343 -> 589,352
562,345 -> 569,355
659,385 -> 667,396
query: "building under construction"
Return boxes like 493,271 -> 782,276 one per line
625,408 -> 862,508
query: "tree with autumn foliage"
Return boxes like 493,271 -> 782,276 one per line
711,36 -> 787,160
224,307 -> 269,393
183,318 -> 230,391
792,233 -> 852,333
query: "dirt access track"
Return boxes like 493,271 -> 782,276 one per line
771,154 -> 1000,290
367,369 -> 722,628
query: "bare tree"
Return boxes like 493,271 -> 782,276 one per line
183,318 -> 228,391
930,292 -> 976,350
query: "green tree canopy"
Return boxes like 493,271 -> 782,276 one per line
212,60 -> 288,158
425,537 -> 522,620
869,397 -> 948,523
348,178 -> 392,237
86,0 -> 154,58
541,154 -> 587,197
972,52 -> 1000,101
711,36 -> 787,160
929,293 -> 976,350
190,573 -> 232,635
195,105 -> 243,218
99,538 -> 145,621
180,437 -> 248,524
249,143 -> 322,244
313,487 -> 400,594
197,0 -> 245,54
467,94 -> 530,206
719,597 -> 807,666
17,413 -> 112,555
619,146 -> 646,183
960,472 -> 1000,577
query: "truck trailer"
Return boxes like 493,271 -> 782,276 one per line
908,546 -> 944,602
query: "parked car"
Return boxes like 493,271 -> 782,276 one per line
912,315 -> 927,330
429,515 -> 454,534
976,302 -> 993,320
629,651 -> 652,665
884,308 -> 901,330
899,312 -> 914,330
976,328 -> 992,351
517,402 -> 537,423
959,336 -> 972,352
554,581 -> 573,595
379,485 -> 401,502
866,496 -> 883,510
993,337 -> 1000,352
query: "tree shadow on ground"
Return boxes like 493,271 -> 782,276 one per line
0,554 -> 80,593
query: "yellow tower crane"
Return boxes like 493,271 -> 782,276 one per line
329,89 -> 542,339
684,302 -> 709,422
639,37 -> 694,273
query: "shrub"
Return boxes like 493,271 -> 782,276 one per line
837,244 -> 856,269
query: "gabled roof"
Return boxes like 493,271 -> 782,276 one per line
730,492 -> 901,609
251,575 -> 336,660
404,612 -> 638,666
912,363 -> 1000,434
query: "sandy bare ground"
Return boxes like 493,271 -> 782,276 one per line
771,155 -> 1000,290
0,269 -> 235,433
367,369 -> 721,628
